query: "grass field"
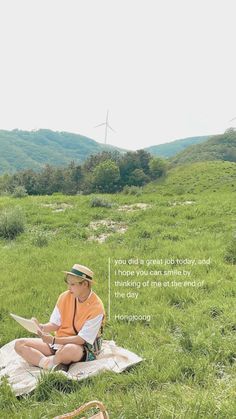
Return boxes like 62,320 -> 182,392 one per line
0,160 -> 236,418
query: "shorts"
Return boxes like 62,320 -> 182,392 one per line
49,337 -> 102,362
82,345 -> 96,362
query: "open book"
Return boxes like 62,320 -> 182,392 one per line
10,313 -> 39,334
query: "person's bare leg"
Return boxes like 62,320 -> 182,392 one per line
14,338 -> 53,367
54,344 -> 84,365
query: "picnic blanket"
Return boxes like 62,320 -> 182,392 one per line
0,340 -> 143,396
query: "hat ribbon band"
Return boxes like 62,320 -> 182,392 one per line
70,268 -> 92,280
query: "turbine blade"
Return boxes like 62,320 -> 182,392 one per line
94,123 -> 106,128
107,124 -> 116,132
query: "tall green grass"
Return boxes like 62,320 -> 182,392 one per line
0,161 -> 236,418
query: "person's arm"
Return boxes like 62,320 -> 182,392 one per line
77,314 -> 103,345
37,329 -> 85,345
31,317 -> 60,333
41,322 -> 60,333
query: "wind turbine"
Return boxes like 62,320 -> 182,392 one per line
94,110 -> 115,145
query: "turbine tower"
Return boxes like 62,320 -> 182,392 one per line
94,110 -> 115,145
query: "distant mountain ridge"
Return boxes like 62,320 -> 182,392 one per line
0,128 -> 231,175
0,129 -> 124,174
145,135 -> 210,157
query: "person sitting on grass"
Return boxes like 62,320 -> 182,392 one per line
15,263 -> 105,370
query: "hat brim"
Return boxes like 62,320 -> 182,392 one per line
63,271 -> 95,284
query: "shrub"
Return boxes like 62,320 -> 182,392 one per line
149,157 -> 167,179
0,191 -> 10,197
90,197 -> 113,208
138,230 -> 151,239
128,168 -> 149,186
0,207 -> 26,240
92,160 -> 120,193
32,231 -> 49,247
122,185 -> 142,196
12,186 -> 28,198
224,234 -> 236,264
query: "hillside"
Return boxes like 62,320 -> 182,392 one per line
0,129 -> 219,175
145,160 -> 236,195
0,160 -> 236,417
145,135 -> 210,157
0,128 -> 233,176
170,129 -> 236,165
0,129 -> 124,174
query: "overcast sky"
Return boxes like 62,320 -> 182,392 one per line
0,0 -> 236,150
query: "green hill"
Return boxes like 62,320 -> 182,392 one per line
1,128 -> 234,176
145,135 -> 210,158
170,129 -> 236,165
145,160 -> 236,195
0,129 -> 124,174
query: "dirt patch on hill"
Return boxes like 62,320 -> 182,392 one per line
88,219 -> 127,243
171,201 -> 195,206
118,203 -> 152,212
41,203 -> 73,212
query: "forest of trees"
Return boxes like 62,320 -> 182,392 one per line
0,150 -> 167,196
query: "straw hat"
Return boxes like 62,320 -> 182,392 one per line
63,264 -> 94,284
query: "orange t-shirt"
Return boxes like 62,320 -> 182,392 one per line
53,290 -> 105,341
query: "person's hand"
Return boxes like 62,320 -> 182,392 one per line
37,328 -> 54,345
31,317 -> 40,326
31,317 -> 44,332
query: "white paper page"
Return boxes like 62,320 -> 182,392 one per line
10,313 -> 39,334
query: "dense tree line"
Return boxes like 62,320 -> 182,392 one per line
0,150 -> 167,195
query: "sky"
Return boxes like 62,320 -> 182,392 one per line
0,0 -> 236,150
